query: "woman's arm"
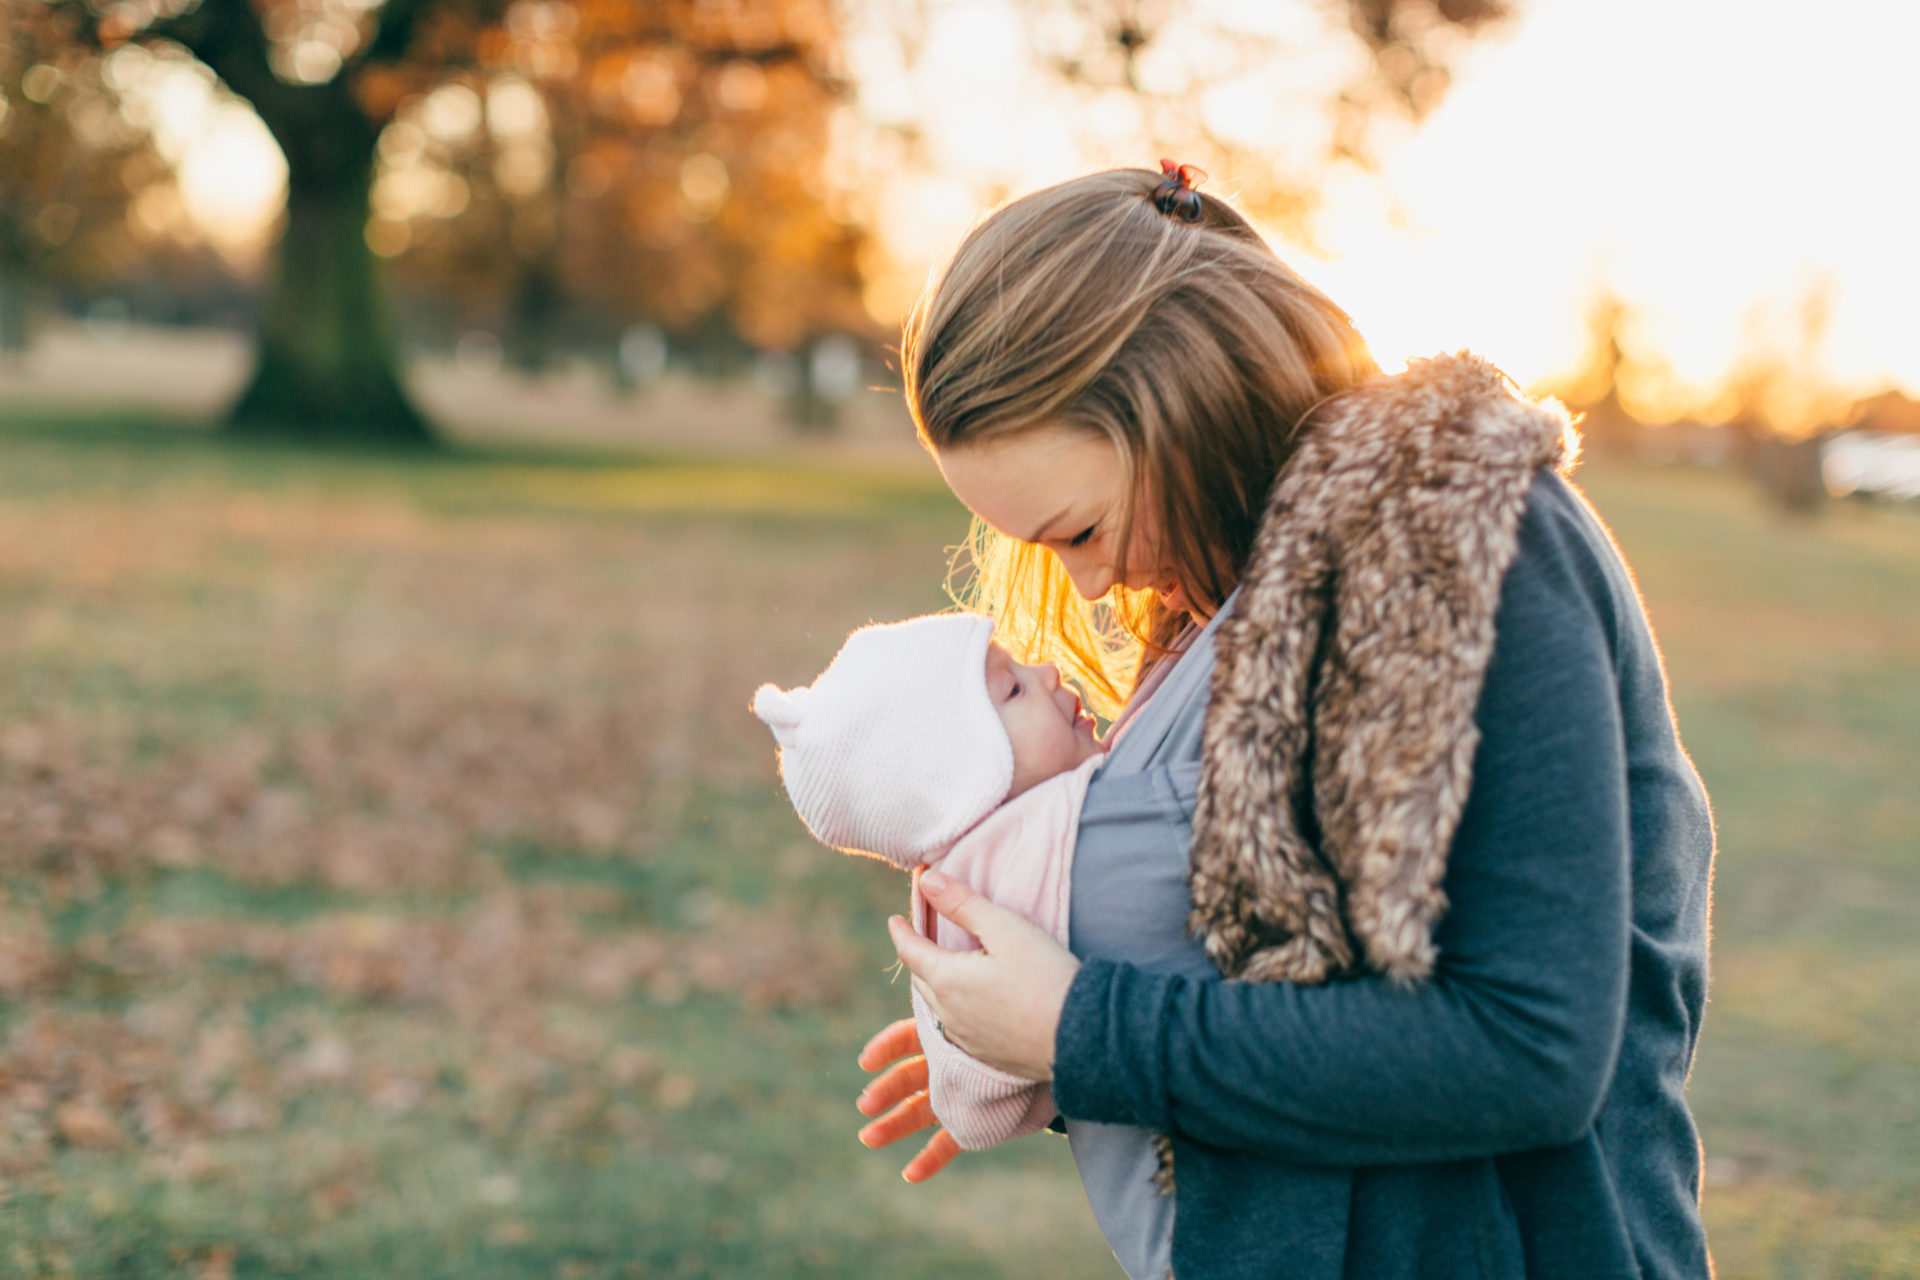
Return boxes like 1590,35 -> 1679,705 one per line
1049,490 -> 1635,1166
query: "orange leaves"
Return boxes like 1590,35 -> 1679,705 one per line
350,64 -> 414,123
371,0 -> 867,351
55,1099 -> 125,1149
474,29 -> 517,71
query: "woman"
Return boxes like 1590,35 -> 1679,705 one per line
857,166 -> 1714,1280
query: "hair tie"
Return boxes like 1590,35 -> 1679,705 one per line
1152,158 -> 1209,223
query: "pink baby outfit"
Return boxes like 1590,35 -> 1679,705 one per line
906,754 -> 1103,1149
752,613 -> 1101,1151
898,643 -> 1195,1149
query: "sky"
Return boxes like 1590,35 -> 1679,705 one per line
140,0 -> 1918,425
1299,0 -> 1920,424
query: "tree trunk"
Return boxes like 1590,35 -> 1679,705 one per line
0,272 -> 31,354
505,251 -> 564,375
130,0 -> 435,441
228,166 -> 430,442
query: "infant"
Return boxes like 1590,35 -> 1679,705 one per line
753,613 -> 1105,1149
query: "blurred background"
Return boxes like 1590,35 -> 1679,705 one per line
0,0 -> 1914,1275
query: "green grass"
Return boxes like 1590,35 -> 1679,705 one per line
0,414 -> 1916,1277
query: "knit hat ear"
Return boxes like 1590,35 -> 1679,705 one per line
750,613 -> 1014,866
752,683 -> 806,747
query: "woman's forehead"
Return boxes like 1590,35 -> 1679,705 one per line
935,428 -> 1123,540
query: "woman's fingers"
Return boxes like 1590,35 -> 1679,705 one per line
856,1017 -> 922,1073
918,870 -> 1007,941
857,1087 -> 938,1149
887,914 -> 953,983
890,871 -> 1081,1081
856,1053 -> 929,1117
902,1128 -> 962,1183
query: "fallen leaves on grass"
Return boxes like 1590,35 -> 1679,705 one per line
54,1099 -> 124,1148
118,888 -> 853,1017
0,479 -> 946,1212
0,694 -> 679,899
0,888 -> 853,1180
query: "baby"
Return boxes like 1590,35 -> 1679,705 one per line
753,613 -> 1105,1150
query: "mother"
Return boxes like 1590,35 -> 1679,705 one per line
859,167 -> 1715,1280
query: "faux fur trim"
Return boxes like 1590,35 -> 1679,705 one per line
1188,352 -> 1578,985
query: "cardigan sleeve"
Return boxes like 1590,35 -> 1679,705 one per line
1050,483 -> 1636,1167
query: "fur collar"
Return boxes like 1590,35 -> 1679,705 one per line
1188,352 -> 1579,986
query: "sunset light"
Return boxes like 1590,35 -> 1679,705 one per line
1300,0 -> 1920,426
838,0 -> 1918,431
127,53 -> 287,254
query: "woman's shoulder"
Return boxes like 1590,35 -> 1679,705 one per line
1499,468 -> 1635,663
1515,469 -> 1618,581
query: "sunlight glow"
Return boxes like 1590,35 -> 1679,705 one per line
1292,0 -> 1920,421
137,61 -> 286,257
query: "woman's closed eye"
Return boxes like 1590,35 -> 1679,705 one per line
1067,525 -> 1097,549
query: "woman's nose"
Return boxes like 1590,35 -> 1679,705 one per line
1057,552 -> 1112,602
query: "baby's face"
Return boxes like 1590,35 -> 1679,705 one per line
984,642 -> 1105,800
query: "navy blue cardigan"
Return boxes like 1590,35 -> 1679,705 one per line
1051,473 -> 1716,1279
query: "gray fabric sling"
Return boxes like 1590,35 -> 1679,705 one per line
1066,592 -> 1237,1280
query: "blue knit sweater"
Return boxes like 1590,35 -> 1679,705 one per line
1051,472 -> 1716,1279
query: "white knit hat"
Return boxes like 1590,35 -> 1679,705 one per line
752,613 -> 1014,863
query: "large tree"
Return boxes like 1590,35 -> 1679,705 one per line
58,0 -> 475,439
62,0 -> 859,443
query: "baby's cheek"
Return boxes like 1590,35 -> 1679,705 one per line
1052,724 -> 1091,771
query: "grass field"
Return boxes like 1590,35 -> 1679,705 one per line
0,413 -> 1915,1278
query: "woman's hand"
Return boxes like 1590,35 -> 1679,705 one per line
855,1019 -> 963,1182
889,870 -> 1081,1083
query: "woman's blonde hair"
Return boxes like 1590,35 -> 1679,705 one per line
903,167 -> 1381,717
